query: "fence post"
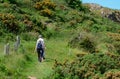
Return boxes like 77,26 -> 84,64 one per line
14,36 -> 20,51
4,43 -> 10,55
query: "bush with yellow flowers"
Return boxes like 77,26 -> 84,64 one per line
45,53 -> 120,79
104,70 -> 120,79
34,0 -> 56,17
41,8 -> 53,17
107,32 -> 120,53
107,32 -> 120,41
23,19 -> 33,31
34,2 -> 43,10
0,13 -> 19,33
34,0 -> 56,10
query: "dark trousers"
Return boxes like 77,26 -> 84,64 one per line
37,49 -> 44,61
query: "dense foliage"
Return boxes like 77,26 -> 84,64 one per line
65,0 -> 82,9
47,53 -> 120,79
69,32 -> 97,53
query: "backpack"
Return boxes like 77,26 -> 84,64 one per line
37,41 -> 43,50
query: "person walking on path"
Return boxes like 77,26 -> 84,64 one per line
35,35 -> 45,62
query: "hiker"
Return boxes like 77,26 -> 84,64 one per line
35,35 -> 45,62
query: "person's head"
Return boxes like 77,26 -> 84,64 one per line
38,35 -> 42,38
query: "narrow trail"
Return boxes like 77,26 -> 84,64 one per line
23,38 -> 77,79
26,58 -> 53,79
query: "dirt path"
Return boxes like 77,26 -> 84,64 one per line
23,55 -> 54,79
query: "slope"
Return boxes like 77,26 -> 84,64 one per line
0,0 -> 120,79
22,29 -> 80,79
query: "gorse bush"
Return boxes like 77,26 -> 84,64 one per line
23,19 -> 34,31
104,70 -> 120,79
34,0 -> 56,10
0,13 -> 20,33
107,32 -> 120,53
69,32 -> 97,53
41,8 -> 54,17
34,0 -> 56,17
47,53 -> 120,79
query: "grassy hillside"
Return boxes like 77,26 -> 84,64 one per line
0,0 -> 120,79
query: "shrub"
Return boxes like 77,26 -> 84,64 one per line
34,0 -> 56,17
69,32 -> 97,53
65,0 -> 82,9
41,8 -> 54,17
42,0 -> 56,10
34,2 -> 43,10
0,13 -> 20,33
46,53 -> 120,79
34,0 -> 56,10
23,19 -> 34,31
107,32 -> 120,54
65,0 -> 86,11
104,70 -> 120,79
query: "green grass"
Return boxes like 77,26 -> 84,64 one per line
22,35 -> 77,79
0,43 -> 4,56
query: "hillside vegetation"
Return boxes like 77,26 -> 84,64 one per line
0,0 -> 120,79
